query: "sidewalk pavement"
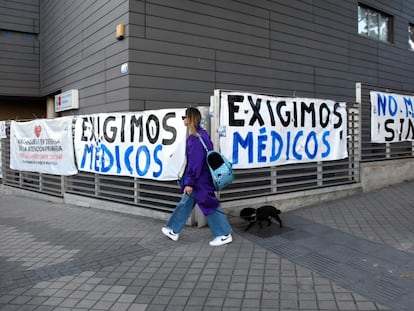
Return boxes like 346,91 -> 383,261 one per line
0,181 -> 413,311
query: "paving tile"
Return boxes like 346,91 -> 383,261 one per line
1,182 -> 414,310
92,299 -> 115,310
74,298 -> 97,309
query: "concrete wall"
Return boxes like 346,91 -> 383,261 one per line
360,159 -> 414,192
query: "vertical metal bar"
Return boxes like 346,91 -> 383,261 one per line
61,175 -> 65,196
354,83 -> 362,181
134,177 -> 139,204
210,91 -> 220,153
95,173 -> 99,197
271,167 -> 277,194
210,91 -> 221,200
355,82 -> 362,105
317,162 -> 323,186
19,171 -> 23,188
349,106 -> 361,182
386,143 -> 391,158
193,95 -> 220,228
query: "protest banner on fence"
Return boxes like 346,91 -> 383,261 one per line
10,117 -> 77,175
0,121 -> 5,178
73,109 -> 187,180
370,91 -> 414,143
218,91 -> 348,169
0,121 -> 6,139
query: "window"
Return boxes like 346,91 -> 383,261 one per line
358,4 -> 392,43
0,30 -> 36,41
409,24 -> 414,50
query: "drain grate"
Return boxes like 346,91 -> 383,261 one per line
352,276 -> 409,302
267,241 -> 311,258
234,221 -> 293,238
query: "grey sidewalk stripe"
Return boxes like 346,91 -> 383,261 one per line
351,278 -> 408,310
349,255 -> 414,277
235,214 -> 414,311
264,238 -> 311,259
295,253 -> 366,285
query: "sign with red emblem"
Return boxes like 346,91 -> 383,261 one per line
34,124 -> 41,137
10,117 -> 77,175
54,89 -> 79,112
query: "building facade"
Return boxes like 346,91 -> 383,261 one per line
1,0 -> 414,117
1,0 -> 414,220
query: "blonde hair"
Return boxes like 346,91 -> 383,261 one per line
185,107 -> 201,135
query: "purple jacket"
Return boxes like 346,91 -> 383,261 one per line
181,125 -> 219,216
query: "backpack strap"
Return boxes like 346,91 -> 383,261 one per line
198,135 -> 209,152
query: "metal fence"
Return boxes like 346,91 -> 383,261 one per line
1,85 -> 412,213
1,120 -> 183,212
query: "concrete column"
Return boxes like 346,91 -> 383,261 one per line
46,97 -> 56,119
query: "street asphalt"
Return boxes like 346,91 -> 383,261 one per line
0,180 -> 414,310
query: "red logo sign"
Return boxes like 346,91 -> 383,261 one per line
34,125 -> 41,137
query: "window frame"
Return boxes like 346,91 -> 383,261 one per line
409,23 -> 414,51
358,4 -> 393,43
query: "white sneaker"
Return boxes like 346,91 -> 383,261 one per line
161,227 -> 179,241
209,234 -> 232,246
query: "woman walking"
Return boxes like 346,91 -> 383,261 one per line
161,107 -> 232,246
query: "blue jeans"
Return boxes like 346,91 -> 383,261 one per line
166,193 -> 232,237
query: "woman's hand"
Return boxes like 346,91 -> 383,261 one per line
184,186 -> 193,195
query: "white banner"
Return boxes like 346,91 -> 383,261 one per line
10,117 -> 77,175
370,91 -> 414,143
74,109 -> 187,180
0,121 -> 4,178
0,143 -> 2,179
219,91 -> 348,169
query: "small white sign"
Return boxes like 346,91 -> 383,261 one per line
121,63 -> 128,74
55,90 -> 79,112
